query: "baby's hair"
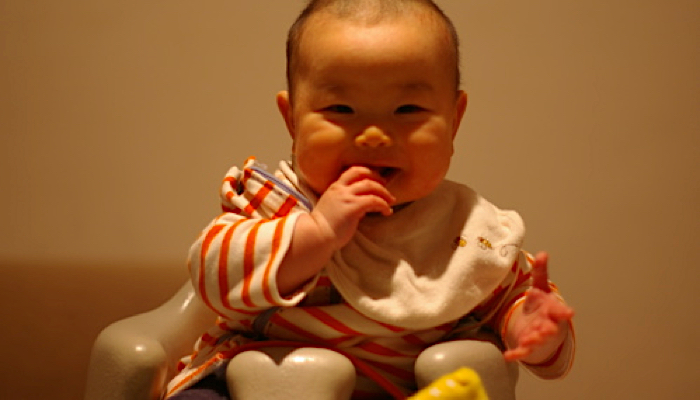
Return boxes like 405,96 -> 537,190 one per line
285,0 -> 461,99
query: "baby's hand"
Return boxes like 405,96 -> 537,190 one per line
503,252 -> 574,363
310,166 -> 395,250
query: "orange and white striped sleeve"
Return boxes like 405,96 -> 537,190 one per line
188,158 -> 317,320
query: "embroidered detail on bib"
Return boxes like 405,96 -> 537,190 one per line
477,236 -> 493,250
453,236 -> 467,248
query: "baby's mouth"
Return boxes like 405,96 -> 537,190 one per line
372,166 -> 398,181
344,164 -> 399,182
344,164 -> 398,182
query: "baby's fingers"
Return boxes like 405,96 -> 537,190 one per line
504,325 -> 555,362
531,252 -> 551,293
359,193 -> 394,216
349,178 -> 396,205
550,302 -> 575,321
504,346 -> 531,362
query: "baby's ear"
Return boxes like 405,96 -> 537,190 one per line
452,90 -> 468,138
276,90 -> 295,138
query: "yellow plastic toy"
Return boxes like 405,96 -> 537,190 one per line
408,367 -> 489,400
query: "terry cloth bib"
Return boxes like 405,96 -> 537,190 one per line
325,180 -> 526,330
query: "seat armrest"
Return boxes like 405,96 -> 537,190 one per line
85,282 -> 216,400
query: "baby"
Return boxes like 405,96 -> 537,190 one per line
165,0 -> 575,399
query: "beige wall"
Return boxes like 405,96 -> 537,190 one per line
1,0 -> 698,399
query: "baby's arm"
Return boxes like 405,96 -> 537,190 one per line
502,252 -> 574,364
276,166 -> 395,295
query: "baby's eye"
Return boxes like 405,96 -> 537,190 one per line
323,105 -> 354,114
395,104 -> 426,114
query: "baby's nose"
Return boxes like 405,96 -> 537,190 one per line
355,127 -> 393,148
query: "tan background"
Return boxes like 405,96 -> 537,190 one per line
1,0 -> 698,399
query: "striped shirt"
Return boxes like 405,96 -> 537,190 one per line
165,157 -> 575,398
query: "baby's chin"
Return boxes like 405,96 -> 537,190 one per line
389,178 -> 446,206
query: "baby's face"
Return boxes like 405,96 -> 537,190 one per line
279,12 -> 467,205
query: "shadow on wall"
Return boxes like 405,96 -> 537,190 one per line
0,260 -> 188,400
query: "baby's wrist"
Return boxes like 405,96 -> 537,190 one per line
303,212 -> 343,252
308,208 -> 358,251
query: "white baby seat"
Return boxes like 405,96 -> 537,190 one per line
84,282 -> 518,400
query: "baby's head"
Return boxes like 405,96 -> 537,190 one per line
277,0 -> 468,205
285,0 -> 462,100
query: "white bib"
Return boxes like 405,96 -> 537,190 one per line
325,181 -> 525,330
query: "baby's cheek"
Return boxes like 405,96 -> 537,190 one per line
296,163 -> 333,197
407,129 -> 444,146
408,130 -> 454,163
304,130 -> 348,148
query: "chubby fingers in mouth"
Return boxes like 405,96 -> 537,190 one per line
337,166 -> 396,210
